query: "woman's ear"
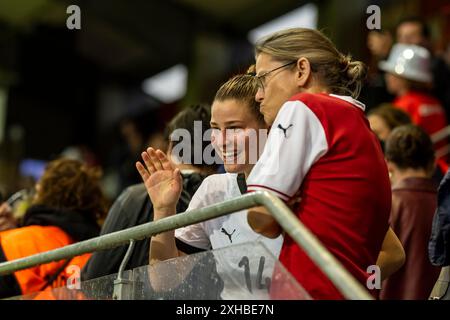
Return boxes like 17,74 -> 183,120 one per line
296,57 -> 312,87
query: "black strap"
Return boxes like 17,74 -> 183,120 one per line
39,258 -> 72,291
237,173 -> 247,195
175,238 -> 206,254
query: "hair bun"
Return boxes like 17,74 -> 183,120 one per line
340,55 -> 367,98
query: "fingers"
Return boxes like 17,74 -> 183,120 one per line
156,149 -> 173,171
173,168 -> 182,184
147,147 -> 164,171
136,162 -> 150,182
142,148 -> 157,174
138,147 -> 172,178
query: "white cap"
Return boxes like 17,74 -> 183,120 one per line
379,43 -> 432,83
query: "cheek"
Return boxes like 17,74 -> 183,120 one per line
210,130 -> 221,147
234,131 -> 248,150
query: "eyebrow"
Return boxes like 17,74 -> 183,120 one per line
210,120 -> 245,126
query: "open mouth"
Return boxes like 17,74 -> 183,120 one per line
220,149 -> 244,164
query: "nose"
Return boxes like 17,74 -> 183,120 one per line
213,130 -> 230,150
255,87 -> 264,103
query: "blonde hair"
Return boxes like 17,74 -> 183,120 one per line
255,28 -> 367,98
214,73 -> 265,124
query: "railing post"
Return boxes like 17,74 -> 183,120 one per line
113,240 -> 136,300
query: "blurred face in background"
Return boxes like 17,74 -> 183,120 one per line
385,73 -> 409,96
397,22 -> 426,46
210,99 -> 267,175
368,114 -> 391,142
367,31 -> 393,59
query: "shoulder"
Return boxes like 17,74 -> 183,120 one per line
190,173 -> 237,207
1,225 -> 65,239
104,183 -> 149,227
273,95 -> 329,139
119,183 -> 148,204
201,173 -> 237,190
111,183 -> 148,215
289,92 -> 326,104
281,92 -> 350,120
0,226 -> 70,258
288,92 -> 346,108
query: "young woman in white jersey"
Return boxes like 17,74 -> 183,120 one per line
136,74 -> 284,299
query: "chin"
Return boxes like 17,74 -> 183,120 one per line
224,163 -> 245,174
263,114 -> 275,126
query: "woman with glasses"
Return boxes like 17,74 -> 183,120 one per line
246,28 -> 392,299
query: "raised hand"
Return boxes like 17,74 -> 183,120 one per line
136,147 -> 182,214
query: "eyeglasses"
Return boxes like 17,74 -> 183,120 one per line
254,61 -> 296,91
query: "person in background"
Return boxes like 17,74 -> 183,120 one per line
396,16 -> 450,118
362,29 -> 395,111
429,168 -> 450,267
380,125 -> 441,300
379,43 -> 448,174
0,158 -> 106,298
368,103 -> 411,149
82,104 -> 217,284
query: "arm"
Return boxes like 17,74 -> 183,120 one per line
376,227 -> 405,281
246,101 -> 328,236
136,147 -> 185,265
247,206 -> 281,239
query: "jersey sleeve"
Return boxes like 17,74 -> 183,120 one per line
175,178 -> 212,250
246,100 -> 329,201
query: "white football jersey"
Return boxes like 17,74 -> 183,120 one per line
175,173 -> 283,299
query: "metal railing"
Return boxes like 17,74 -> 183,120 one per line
0,191 -> 373,300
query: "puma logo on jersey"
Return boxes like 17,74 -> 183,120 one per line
277,124 -> 293,138
221,227 -> 236,243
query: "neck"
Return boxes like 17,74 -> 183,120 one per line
301,75 -> 330,95
393,168 -> 429,185
243,164 -> 254,180
303,84 -> 329,95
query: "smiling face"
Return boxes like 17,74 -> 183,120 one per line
210,99 -> 267,176
255,53 -> 300,125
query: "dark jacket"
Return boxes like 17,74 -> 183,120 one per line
81,172 -> 207,281
429,169 -> 450,266
381,177 -> 441,300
